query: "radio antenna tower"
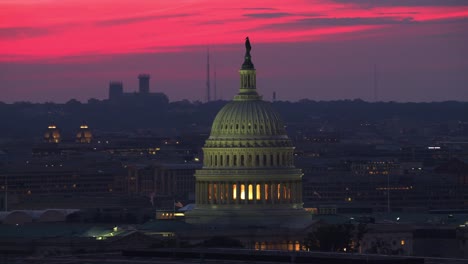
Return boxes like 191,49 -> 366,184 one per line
206,48 -> 211,102
374,64 -> 378,102
214,62 -> 217,101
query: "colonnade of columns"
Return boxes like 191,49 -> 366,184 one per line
196,180 -> 302,205
204,151 -> 294,168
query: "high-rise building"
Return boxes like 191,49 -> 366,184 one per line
108,81 -> 123,100
186,38 -> 310,227
138,74 -> 150,94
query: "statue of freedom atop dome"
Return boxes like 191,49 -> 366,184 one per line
245,36 -> 251,55
242,37 -> 254,69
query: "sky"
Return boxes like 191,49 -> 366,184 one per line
0,0 -> 467,103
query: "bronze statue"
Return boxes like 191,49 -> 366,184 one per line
245,37 -> 251,54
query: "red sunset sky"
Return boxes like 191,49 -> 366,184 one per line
0,0 -> 467,103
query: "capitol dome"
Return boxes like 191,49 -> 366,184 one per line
210,100 -> 288,138
186,38 -> 310,228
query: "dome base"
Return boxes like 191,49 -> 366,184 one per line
185,207 -> 311,229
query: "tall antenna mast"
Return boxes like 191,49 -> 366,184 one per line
214,64 -> 217,101
206,48 -> 211,102
374,64 -> 378,102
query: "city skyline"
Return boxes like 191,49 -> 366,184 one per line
1,0 -> 467,103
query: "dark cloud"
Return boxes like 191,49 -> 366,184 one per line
331,0 -> 468,7
260,17 -> 415,30
243,12 -> 291,19
242,7 -> 276,11
0,27 -> 50,39
95,13 -> 193,26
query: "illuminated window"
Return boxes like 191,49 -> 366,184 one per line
240,184 -> 246,200
256,184 -> 261,200
248,184 -> 253,200
400,240 -> 405,246
233,184 -> 237,200
265,184 -> 269,200
277,184 -> 281,199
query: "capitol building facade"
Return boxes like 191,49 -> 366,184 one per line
186,38 -> 310,227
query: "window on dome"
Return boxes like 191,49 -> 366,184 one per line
254,124 -> 257,129
236,124 -> 239,129
240,155 -> 245,166
256,184 -> 261,200
233,184 -> 237,200
233,155 -> 237,166
227,155 -> 230,166
240,184 -> 246,200
248,184 -> 253,200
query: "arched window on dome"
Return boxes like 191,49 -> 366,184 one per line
240,184 -> 246,200
256,184 -> 261,200
232,184 -> 237,200
214,155 -> 217,166
240,155 -> 245,166
277,184 -> 281,200
263,155 -> 267,167
255,155 -> 260,166
264,184 -> 269,201
220,155 -> 223,166
247,155 -> 252,167
226,155 -> 230,166
248,184 -> 253,200
233,155 -> 237,166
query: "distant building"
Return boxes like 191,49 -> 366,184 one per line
43,125 -> 61,143
108,81 -> 123,101
107,74 -> 169,107
76,124 -> 93,143
138,74 -> 150,94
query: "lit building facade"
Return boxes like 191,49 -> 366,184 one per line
186,38 -> 310,227
44,125 -> 61,143
76,124 -> 93,143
